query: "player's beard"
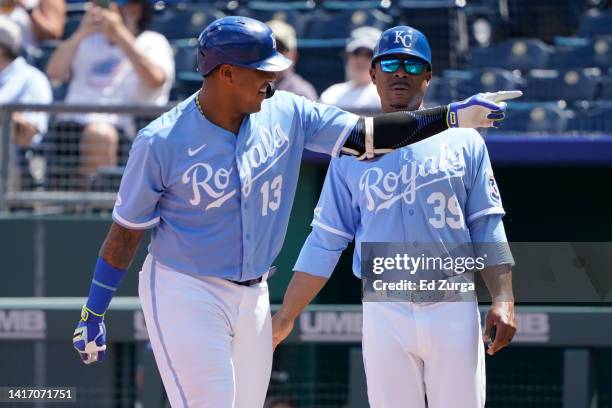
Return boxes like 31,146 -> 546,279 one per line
390,92 -> 424,112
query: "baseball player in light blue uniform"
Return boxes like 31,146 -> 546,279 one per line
273,27 -> 518,408
71,17 -> 518,407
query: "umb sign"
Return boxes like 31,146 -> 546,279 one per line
299,311 -> 362,342
0,310 -> 46,340
514,312 -> 549,343
296,310 -> 550,344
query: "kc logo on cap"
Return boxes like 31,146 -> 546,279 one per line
394,30 -> 414,48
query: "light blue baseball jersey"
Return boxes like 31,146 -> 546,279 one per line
112,91 -> 358,280
295,128 -> 510,278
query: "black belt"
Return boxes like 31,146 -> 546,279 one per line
226,276 -> 263,287
226,266 -> 276,287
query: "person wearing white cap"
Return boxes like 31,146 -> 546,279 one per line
266,19 -> 317,101
319,26 -> 382,111
0,15 -> 52,150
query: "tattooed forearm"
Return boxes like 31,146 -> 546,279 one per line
99,222 -> 144,270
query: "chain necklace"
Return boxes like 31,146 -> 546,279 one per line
195,90 -> 205,117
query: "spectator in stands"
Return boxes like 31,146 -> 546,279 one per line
1,0 -> 65,52
319,26 -> 381,111
0,16 -> 52,152
266,19 -> 317,101
0,16 -> 52,190
45,0 -> 174,184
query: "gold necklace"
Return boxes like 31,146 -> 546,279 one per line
195,90 -> 205,117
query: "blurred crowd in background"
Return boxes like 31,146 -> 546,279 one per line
1,0 -> 611,193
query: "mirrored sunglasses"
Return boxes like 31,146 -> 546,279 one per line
380,58 -> 428,75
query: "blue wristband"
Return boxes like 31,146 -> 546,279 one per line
84,257 -> 126,318
447,103 -> 459,128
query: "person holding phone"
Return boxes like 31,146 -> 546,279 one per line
45,0 -> 174,189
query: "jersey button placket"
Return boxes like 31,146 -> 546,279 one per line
236,134 -> 252,281
241,203 -> 252,279
399,153 -> 412,242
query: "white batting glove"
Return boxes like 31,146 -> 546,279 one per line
447,90 -> 523,129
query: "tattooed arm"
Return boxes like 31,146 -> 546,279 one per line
72,223 -> 144,365
99,223 -> 145,269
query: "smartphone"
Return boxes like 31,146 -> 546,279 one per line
93,0 -> 111,8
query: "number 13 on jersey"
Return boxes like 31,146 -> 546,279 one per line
260,175 -> 283,216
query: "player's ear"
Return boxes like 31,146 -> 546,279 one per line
370,66 -> 377,84
219,64 -> 234,83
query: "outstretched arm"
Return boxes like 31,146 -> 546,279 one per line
342,91 -> 522,160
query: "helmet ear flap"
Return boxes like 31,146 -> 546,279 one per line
196,49 -> 205,75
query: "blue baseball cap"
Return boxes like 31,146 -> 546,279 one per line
372,26 -> 432,69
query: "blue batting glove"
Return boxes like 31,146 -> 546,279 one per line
73,306 -> 107,365
447,90 -> 523,129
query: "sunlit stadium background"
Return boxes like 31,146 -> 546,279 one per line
1,0 -> 612,407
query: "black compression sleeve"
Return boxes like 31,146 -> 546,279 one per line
343,106 -> 449,154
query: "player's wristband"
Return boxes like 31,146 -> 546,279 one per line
447,103 -> 459,128
84,257 -> 126,318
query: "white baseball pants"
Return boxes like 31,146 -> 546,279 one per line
138,255 -> 272,408
362,301 -> 485,408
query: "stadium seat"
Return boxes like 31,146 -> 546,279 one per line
51,82 -> 68,102
568,101 -> 612,132
444,68 -> 524,100
397,0 -> 468,72
173,39 -> 198,74
294,41 -> 346,95
323,0 -> 390,11
302,8 -> 392,39
464,4 -> 499,48
423,75 -> 456,107
171,38 -> 201,100
494,103 -> 569,133
424,68 -> 523,104
62,14 -> 83,40
468,38 -> 553,71
590,38 -> 612,69
522,69 -> 601,102
24,41 -> 56,71
503,0 -> 589,42
601,76 -> 612,100
171,75 -> 201,101
149,6 -> 225,40
577,8 -> 612,38
550,37 -> 612,70
234,2 -> 313,37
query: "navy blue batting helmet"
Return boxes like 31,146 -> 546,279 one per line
197,16 -> 292,76
372,26 -> 432,69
